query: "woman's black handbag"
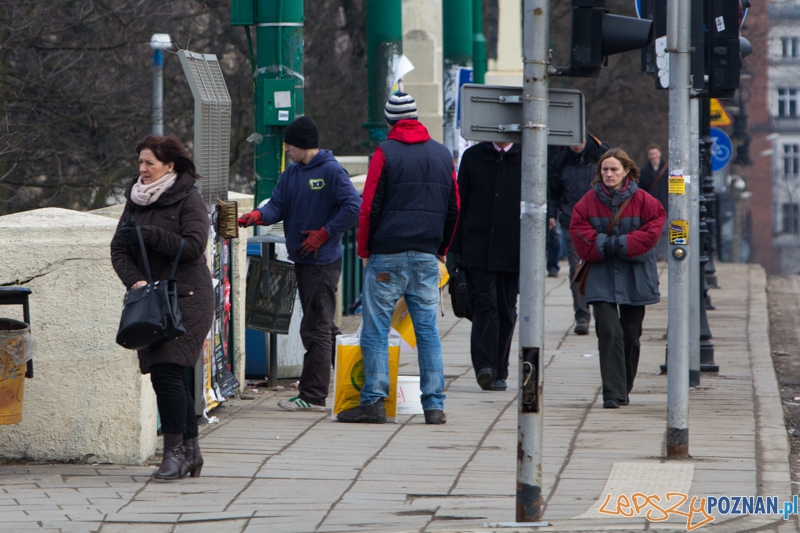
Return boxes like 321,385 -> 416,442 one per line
116,227 -> 186,350
448,266 -> 472,320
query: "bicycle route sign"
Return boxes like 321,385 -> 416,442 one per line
710,126 -> 732,172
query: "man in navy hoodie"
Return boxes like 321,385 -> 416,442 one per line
337,92 -> 460,425
238,116 -> 361,412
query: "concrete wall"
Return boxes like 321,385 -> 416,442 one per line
0,208 -> 157,464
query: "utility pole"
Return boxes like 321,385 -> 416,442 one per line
689,97 -> 700,387
150,34 -> 172,136
472,0 -> 487,84
443,0 -> 473,160
666,0 -> 691,459
516,0 -> 548,524
365,0 -> 402,150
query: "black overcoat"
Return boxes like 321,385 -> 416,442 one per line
110,173 -> 214,374
451,142 -> 521,273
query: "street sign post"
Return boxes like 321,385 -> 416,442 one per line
459,84 -> 584,146
710,126 -> 732,171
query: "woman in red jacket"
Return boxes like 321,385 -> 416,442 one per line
569,148 -> 666,409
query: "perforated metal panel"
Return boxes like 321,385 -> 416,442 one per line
178,50 -> 232,207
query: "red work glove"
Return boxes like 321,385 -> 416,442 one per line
297,228 -> 330,258
238,210 -> 262,227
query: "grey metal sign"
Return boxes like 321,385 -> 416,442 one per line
460,84 -> 585,146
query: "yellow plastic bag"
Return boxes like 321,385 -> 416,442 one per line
389,260 -> 450,350
332,333 -> 400,422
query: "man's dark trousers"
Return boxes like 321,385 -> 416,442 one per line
592,302 -> 646,402
294,257 -> 341,406
466,267 -> 519,382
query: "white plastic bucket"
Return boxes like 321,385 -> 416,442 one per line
396,375 -> 423,415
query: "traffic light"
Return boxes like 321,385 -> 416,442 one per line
706,0 -> 753,98
556,0 -> 654,78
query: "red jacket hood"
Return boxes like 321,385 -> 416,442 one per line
387,120 -> 431,144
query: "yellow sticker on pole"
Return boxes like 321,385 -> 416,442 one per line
669,220 -> 689,245
668,173 -> 685,195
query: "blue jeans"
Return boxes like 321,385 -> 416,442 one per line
547,225 -> 562,272
360,252 -> 445,411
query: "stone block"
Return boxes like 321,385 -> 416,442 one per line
0,208 -> 157,464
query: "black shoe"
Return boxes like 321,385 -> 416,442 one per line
476,368 -> 494,391
547,268 -> 559,278
620,397 -> 629,406
603,399 -> 620,409
574,322 -> 589,335
492,379 -> 507,391
337,399 -> 387,424
424,409 -> 447,424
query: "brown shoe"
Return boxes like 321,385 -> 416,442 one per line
154,433 -> 190,480
183,436 -> 203,478
424,410 -> 447,424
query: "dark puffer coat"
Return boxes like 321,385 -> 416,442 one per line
110,173 -> 214,374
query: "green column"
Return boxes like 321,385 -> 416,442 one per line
442,0 -> 473,158
254,0 -> 304,205
364,0 -> 402,150
472,0 -> 487,84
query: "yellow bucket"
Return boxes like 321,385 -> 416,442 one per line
0,319 -> 29,425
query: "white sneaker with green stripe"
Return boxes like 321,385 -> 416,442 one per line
277,396 -> 327,412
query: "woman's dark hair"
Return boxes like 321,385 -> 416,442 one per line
592,148 -> 640,186
136,134 -> 201,180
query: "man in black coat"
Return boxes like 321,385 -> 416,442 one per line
451,141 -> 520,391
638,143 -> 669,261
548,133 -> 609,335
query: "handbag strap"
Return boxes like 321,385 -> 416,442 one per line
134,226 -> 186,282
605,195 -> 634,235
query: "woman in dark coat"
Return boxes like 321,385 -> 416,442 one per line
569,148 -> 666,409
110,135 -> 214,480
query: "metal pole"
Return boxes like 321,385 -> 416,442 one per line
365,0 -> 402,151
666,0 -> 691,459
472,0 -> 487,84
153,49 -> 164,136
517,0 -> 547,523
689,97 -> 700,387
443,0 -> 473,160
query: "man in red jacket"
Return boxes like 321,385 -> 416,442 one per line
337,92 -> 460,425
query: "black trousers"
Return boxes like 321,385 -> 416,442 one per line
466,267 -> 519,381
294,258 -> 341,407
150,364 -> 198,439
592,302 -> 646,402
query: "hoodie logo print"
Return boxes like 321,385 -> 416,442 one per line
309,179 -> 325,190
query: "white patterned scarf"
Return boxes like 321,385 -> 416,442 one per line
130,171 -> 177,206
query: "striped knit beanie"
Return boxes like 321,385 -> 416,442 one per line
384,92 -> 418,125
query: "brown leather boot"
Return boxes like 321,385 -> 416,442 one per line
154,433 -> 190,480
183,436 -> 204,478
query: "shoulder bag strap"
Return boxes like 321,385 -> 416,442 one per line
135,226 -> 153,284
647,164 -> 668,193
168,239 -> 186,280
605,196 -> 634,235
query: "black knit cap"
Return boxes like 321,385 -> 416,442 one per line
284,116 -> 319,149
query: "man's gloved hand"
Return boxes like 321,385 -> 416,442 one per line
238,210 -> 262,227
604,235 -> 620,257
118,226 -> 139,248
297,228 -> 329,258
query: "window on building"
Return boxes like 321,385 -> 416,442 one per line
782,37 -> 800,58
784,144 -> 800,177
778,88 -> 800,118
783,203 -> 800,234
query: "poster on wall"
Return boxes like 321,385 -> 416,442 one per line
202,222 -> 238,416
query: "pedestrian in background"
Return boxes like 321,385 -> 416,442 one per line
569,148 -> 666,409
111,134 -> 214,481
338,92 -> 459,425
450,141 -> 520,392
548,133 -> 609,335
238,116 -> 361,413
638,143 -> 669,261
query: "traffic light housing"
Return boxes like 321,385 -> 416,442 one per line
706,0 -> 752,98
556,0 -> 654,78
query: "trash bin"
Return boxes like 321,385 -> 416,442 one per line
0,318 -> 32,425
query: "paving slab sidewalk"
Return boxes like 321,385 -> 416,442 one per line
0,263 -> 793,533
